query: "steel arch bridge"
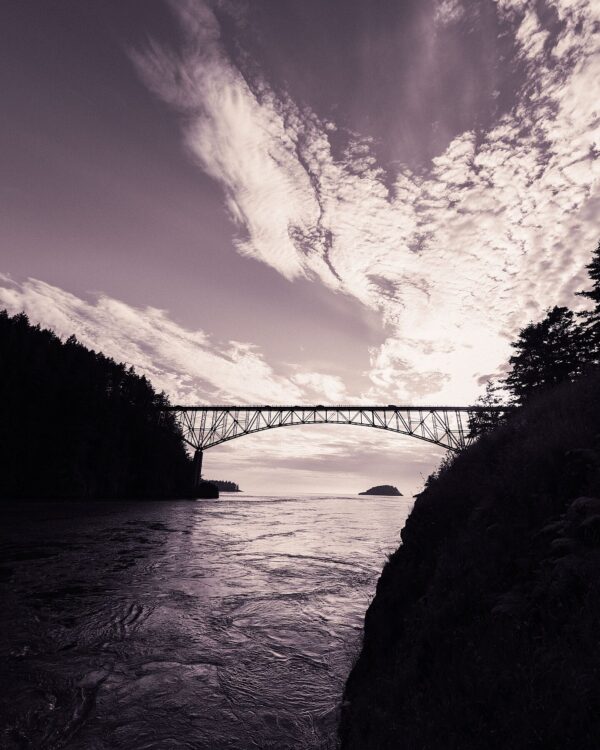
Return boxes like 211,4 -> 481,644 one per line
162,405 -> 510,482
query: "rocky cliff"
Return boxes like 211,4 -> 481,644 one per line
340,372 -> 600,750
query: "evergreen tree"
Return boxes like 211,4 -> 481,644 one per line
576,240 -> 600,366
468,380 -> 507,437
504,306 -> 583,405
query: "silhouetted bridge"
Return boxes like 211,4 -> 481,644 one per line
162,405 -> 510,483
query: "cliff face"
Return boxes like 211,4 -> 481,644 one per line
340,372 -> 600,750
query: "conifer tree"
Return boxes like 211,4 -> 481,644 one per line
576,240 -> 600,366
504,306 -> 582,405
468,380 -> 506,437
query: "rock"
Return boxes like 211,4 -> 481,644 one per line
567,495 -> 600,519
359,485 -> 402,496
194,482 -> 219,499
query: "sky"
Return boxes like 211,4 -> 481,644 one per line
1,0 -> 599,495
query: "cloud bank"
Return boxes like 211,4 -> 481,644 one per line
132,0 -> 600,402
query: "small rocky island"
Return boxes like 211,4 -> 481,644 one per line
359,485 -> 402,496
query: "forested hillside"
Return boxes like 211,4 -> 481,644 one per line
341,371 -> 600,749
0,311 -> 192,499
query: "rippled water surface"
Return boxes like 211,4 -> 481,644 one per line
0,495 -> 412,749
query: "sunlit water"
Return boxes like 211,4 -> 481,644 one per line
0,494 -> 413,749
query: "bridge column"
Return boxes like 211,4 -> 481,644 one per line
192,449 -> 203,488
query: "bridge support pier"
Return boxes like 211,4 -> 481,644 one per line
192,449 -> 203,488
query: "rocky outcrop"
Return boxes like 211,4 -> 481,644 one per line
359,485 -> 402,496
194,481 -> 219,499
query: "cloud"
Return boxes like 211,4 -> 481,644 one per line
0,275 -> 307,404
291,372 -> 348,403
131,0 -> 600,404
434,0 -> 465,26
131,2 -> 335,286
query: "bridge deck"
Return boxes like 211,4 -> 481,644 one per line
166,404 -> 499,412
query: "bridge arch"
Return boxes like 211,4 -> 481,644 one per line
162,405 -> 510,481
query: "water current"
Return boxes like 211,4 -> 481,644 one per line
0,494 -> 413,749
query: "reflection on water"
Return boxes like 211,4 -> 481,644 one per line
0,494 -> 412,749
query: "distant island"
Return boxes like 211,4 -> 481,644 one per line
359,485 -> 402,496
208,480 -> 241,492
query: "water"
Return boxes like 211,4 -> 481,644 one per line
0,494 -> 413,749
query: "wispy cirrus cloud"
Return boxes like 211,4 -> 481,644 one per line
290,371 -> 348,403
133,0 -> 600,403
0,275 -> 308,404
434,0 -> 465,26
131,4 -> 334,286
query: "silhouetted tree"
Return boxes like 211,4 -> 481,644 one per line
468,380 -> 507,437
504,306 -> 583,405
576,240 -> 600,366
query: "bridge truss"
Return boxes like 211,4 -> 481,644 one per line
163,404 -> 509,455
